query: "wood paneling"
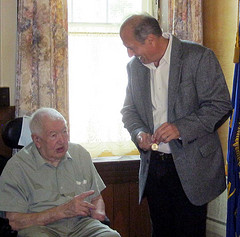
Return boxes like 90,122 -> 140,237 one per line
93,157 -> 151,237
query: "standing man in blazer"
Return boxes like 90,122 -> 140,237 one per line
120,14 -> 232,237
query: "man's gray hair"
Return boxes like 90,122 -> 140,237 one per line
120,13 -> 162,43
29,108 -> 67,136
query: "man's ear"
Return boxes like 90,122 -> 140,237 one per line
32,134 -> 41,148
146,34 -> 156,45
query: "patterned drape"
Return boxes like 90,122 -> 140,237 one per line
16,0 -> 69,121
168,0 -> 203,44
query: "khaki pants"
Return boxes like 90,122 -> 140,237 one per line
18,217 -> 120,237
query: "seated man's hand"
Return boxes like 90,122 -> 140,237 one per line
90,210 -> 106,222
5,190 -> 100,231
90,194 -> 106,222
61,190 -> 96,218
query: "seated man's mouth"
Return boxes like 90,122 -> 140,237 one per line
56,146 -> 65,153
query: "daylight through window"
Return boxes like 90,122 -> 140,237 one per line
68,0 -> 156,157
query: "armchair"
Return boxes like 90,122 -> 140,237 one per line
0,117 -> 24,175
0,218 -> 17,237
1,117 -> 24,150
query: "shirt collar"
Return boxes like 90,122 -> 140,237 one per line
162,33 -> 172,65
144,33 -> 172,69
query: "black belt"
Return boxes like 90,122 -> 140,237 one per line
150,151 -> 173,161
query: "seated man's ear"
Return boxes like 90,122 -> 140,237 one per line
31,134 -> 41,148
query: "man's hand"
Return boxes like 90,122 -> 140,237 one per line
90,195 -> 106,222
136,132 -> 153,151
6,190 -> 97,231
153,122 -> 180,144
62,190 -> 96,218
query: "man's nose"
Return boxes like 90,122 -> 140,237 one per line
127,48 -> 135,57
57,134 -> 65,143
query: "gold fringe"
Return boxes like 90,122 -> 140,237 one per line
229,109 -> 234,129
227,123 -> 240,199
234,1 -> 240,63
233,35 -> 240,63
235,122 -> 240,166
228,182 -> 236,199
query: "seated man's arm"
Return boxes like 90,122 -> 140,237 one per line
90,194 -> 106,221
6,190 -> 96,231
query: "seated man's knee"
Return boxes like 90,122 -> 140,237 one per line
109,232 -> 121,237
98,230 -> 121,237
18,226 -> 58,237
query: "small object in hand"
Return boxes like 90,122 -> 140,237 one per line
151,143 -> 159,151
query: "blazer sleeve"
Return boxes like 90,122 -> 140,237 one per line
121,62 -> 152,145
173,48 -> 232,146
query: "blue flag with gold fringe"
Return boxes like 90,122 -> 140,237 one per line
226,13 -> 240,237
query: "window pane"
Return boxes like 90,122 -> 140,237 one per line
69,0 -> 144,24
70,0 -> 107,23
68,0 -> 152,157
108,0 -> 143,23
68,33 -> 137,156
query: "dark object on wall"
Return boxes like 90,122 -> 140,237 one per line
0,88 -> 10,107
0,217 -> 18,237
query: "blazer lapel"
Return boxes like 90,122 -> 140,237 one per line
168,36 -> 183,122
137,62 -> 154,132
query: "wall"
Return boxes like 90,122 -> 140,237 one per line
0,0 -> 17,105
203,0 -> 237,155
203,1 -> 237,236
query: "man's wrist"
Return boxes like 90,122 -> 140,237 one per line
136,131 -> 144,142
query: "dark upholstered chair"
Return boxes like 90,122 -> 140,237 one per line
2,117 -> 24,150
0,117 -> 24,175
0,218 -> 17,237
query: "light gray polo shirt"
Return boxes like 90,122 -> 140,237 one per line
0,142 -> 106,214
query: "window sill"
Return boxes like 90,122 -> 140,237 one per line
93,155 -> 140,184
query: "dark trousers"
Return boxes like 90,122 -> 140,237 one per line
144,152 -> 207,237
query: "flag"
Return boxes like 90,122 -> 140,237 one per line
226,11 -> 240,237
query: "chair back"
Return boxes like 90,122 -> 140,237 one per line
1,117 -> 24,149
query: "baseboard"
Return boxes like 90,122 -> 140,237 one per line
206,218 -> 226,237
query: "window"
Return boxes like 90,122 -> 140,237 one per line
68,0 -> 157,157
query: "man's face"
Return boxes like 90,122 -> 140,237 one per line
120,26 -> 154,64
33,119 -> 69,163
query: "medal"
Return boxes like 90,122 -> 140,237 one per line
151,143 -> 159,151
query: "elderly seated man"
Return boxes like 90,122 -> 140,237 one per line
0,108 -> 120,237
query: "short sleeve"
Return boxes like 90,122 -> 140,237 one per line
0,162 -> 29,213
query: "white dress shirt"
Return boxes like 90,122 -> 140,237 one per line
144,33 -> 172,153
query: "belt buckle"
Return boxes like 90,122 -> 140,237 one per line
158,152 -> 165,161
